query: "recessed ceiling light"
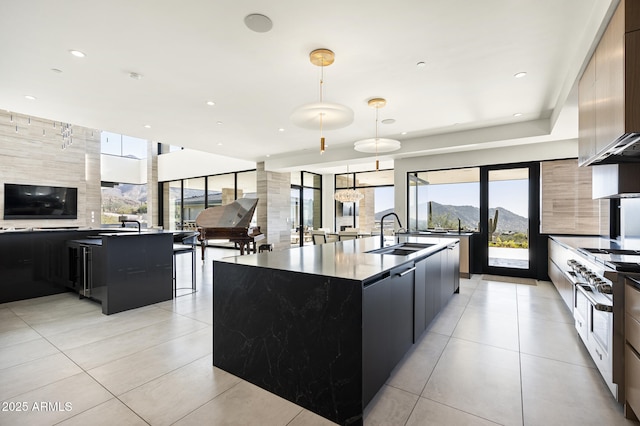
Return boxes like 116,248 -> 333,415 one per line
514,72 -> 527,78
129,72 -> 143,80
381,118 -> 395,125
69,50 -> 86,58
244,14 -> 273,33
513,113 -> 523,117
24,95 -> 36,100
144,124 -> 151,128
416,61 -> 426,68
278,128 -> 285,132
266,154 -> 271,157
401,131 -> 407,135
51,68 -> 63,74
217,142 -> 223,146
216,121 -> 223,125
206,101 -> 216,106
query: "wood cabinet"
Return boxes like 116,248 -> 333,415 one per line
625,279 -> 640,420
548,237 -> 574,311
541,159 -> 609,235
578,0 -> 640,166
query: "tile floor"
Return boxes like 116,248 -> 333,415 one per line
0,247 -> 637,425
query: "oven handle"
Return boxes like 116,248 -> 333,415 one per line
575,284 -> 613,312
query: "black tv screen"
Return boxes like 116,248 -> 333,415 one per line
4,184 -> 78,219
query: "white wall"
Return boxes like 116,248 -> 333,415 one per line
158,149 -> 255,182
101,154 -> 146,184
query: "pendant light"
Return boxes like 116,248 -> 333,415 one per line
290,49 -> 354,154
354,98 -> 401,170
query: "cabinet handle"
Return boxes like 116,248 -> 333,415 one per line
397,267 -> 416,277
595,347 -> 603,360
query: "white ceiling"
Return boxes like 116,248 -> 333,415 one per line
0,0 -> 617,174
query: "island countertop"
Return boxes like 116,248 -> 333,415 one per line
215,235 -> 458,282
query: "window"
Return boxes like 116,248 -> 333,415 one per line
101,182 -> 148,227
101,131 -> 148,159
408,167 -> 480,232
335,169 -> 394,233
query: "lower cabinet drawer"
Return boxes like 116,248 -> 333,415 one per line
627,281 -> 640,322
627,312 -> 640,354
626,344 -> 640,417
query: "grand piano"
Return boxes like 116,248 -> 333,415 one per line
195,198 -> 264,260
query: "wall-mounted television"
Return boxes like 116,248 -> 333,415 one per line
4,184 -> 78,220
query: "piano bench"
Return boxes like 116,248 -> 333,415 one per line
258,243 -> 273,253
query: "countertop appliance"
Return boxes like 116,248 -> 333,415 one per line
564,246 -> 640,404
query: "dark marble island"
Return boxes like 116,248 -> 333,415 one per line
213,235 -> 460,425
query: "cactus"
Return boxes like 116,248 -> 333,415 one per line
488,209 -> 499,241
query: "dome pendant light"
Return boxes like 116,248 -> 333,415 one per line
354,97 -> 401,169
290,49 -> 354,154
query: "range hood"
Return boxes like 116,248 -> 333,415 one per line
592,163 -> 640,199
590,133 -> 640,164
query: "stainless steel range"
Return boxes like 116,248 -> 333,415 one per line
565,246 -> 640,404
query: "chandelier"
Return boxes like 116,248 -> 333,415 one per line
334,168 -> 363,203
290,48 -> 354,154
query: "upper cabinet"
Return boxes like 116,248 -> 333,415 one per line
579,0 -> 640,166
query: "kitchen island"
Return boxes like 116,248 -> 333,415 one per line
213,235 -> 459,425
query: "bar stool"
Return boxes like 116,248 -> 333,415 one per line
258,243 -> 273,252
173,231 -> 199,297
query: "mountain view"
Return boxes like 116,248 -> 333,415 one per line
377,202 -> 527,233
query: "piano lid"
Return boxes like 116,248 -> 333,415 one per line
195,198 -> 258,229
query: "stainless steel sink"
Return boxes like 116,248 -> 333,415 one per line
366,242 -> 434,256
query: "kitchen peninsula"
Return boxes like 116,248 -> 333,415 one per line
213,235 -> 460,425
0,228 -> 173,313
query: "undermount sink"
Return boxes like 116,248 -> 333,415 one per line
366,242 -> 434,256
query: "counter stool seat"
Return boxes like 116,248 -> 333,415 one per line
173,231 -> 199,297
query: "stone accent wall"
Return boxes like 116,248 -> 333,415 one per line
256,162 -> 291,251
0,110 -> 101,229
147,142 -> 159,227
358,187 -> 376,233
222,188 -> 236,205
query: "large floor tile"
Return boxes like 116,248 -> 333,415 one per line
517,291 -> 574,324
120,355 -> 241,426
0,353 -> 83,401
0,337 -> 60,369
65,315 -> 208,370
57,398 -> 148,426
0,325 -> 42,349
426,303 -> 465,336
172,380 -> 303,426
466,288 -> 519,316
406,397 -> 501,425
516,280 -> 561,300
521,353 -> 634,425
422,338 -> 522,426
288,409 -> 339,426
363,385 -> 419,426
386,331 -> 449,395
452,306 -> 519,351
519,315 -> 595,367
9,294 -> 99,325
0,373 -> 113,426
87,327 -> 212,395
41,305 -> 175,350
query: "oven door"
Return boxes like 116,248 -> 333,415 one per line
575,284 -> 616,397
574,283 -> 590,344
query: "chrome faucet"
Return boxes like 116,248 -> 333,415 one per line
380,212 -> 403,247
121,220 -> 141,233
